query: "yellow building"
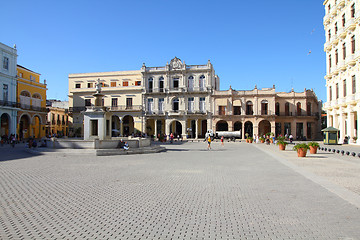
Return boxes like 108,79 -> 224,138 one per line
46,100 -> 70,137
16,65 -> 47,139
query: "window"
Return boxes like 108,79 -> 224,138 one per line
199,97 -> 205,112
199,75 -> 205,90
328,30 -> 331,41
351,4 -> 355,18
296,102 -> 301,116
85,99 -> 91,106
335,22 -> 338,34
335,49 -> 338,65
158,98 -> 164,112
306,103 -> 311,116
75,83 -> 81,88
284,123 -> 291,135
275,102 -> 280,116
328,4 -> 331,13
148,77 -> 153,92
88,83 -> 93,88
3,57 -> 9,70
246,101 -> 253,115
126,98 -> 132,109
30,75 -> 33,81
343,79 -> 347,97
111,82 -> 116,87
159,77 -> 164,92
336,83 -> 339,99
123,81 -> 128,87
173,98 -> 179,111
330,86 -> 332,101
329,54 -> 332,72
218,106 -> 226,115
18,72 -> 23,78
352,36 -> 355,54
3,84 -> 8,102
343,43 -> 346,59
91,120 -> 98,136
261,100 -> 268,115
352,75 -> 356,94
147,99 -> 153,112
135,81 -> 141,86
342,14 -> 345,27
173,78 -> 179,89
285,102 -> 290,116
233,106 -> 241,115
111,98 -> 118,107
188,76 -> 194,91
188,97 -> 194,112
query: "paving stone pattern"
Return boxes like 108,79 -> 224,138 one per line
1,143 -> 360,239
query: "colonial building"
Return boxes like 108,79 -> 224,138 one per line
68,70 -> 144,137
0,42 -> 18,137
212,86 -> 321,140
16,65 -> 47,139
142,57 -> 219,139
46,100 -> 70,137
323,0 -> 360,144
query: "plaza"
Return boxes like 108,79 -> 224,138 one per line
1,142 -> 360,239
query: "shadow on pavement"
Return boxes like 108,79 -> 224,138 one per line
0,145 -> 42,162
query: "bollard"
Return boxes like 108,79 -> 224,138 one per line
346,151 -> 350,156
337,150 -> 340,153
341,150 -> 345,155
352,152 -> 356,157
332,149 -> 336,153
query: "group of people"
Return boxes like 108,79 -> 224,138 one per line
206,135 -> 224,150
119,139 -> 129,150
0,134 -> 17,147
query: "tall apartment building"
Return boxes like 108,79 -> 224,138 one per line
323,0 -> 360,144
213,86 -> 321,140
142,57 -> 219,138
0,42 -> 18,137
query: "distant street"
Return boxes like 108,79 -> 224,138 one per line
1,142 -> 360,239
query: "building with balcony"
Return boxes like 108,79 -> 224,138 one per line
68,70 -> 144,137
0,42 -> 18,137
142,57 -> 219,139
213,86 -> 322,140
323,0 -> 360,144
46,100 -> 70,137
16,65 -> 47,139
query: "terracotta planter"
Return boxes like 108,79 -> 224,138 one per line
309,146 -> 318,154
278,144 -> 286,150
246,139 -> 249,143
270,139 -> 274,143
297,148 -> 307,157
248,140 -> 253,143
260,140 -> 265,143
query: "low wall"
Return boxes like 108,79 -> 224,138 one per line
49,137 -> 151,149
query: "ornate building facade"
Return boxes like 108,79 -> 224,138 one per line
142,57 -> 219,139
323,0 -> 360,144
213,86 -> 321,140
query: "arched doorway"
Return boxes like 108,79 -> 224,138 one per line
19,114 -> 31,140
201,120 -> 207,138
258,120 -> 271,137
32,115 -> 42,139
170,120 -> 182,137
244,121 -> 253,138
0,113 -> 10,136
188,119 -> 196,138
122,115 -> 134,137
234,121 -> 242,139
216,120 -> 228,131
111,115 -> 120,137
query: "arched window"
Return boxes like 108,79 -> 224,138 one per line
20,91 -> 30,97
32,93 -> 41,99
148,77 -> 153,92
275,102 -> 280,116
246,101 -> 253,115
285,102 -> 290,116
199,75 -> 205,90
159,77 -> 164,92
173,98 -> 179,111
188,76 -> 194,91
261,100 -> 268,115
297,102 -> 301,116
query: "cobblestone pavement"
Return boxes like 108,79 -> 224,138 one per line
1,142 -> 360,239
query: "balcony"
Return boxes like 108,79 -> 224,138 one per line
346,54 -> 356,66
69,107 -> 87,113
168,110 -> 186,116
109,105 -> 142,111
20,104 -> 47,112
0,100 -> 20,108
346,18 -> 356,31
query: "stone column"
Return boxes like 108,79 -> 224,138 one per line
181,120 -> 187,140
348,111 -> 355,143
120,117 -> 123,137
154,119 -> 158,139
165,118 -> 170,140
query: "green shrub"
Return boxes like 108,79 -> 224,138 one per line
276,139 -> 288,146
259,137 -> 265,141
293,143 -> 310,151
308,142 -> 319,147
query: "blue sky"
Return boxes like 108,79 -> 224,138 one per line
1,0 -> 326,101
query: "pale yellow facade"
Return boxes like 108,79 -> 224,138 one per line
323,0 -> 360,144
68,70 -> 144,137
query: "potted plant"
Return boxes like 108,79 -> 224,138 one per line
293,143 -> 310,157
353,136 -> 358,143
308,142 -> 320,154
270,133 -> 275,143
245,133 -> 249,142
276,137 -> 287,150
259,137 -> 265,143
247,137 -> 253,143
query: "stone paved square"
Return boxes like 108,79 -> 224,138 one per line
1,142 -> 360,239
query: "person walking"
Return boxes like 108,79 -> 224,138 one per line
221,136 -> 224,146
207,136 -> 212,150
